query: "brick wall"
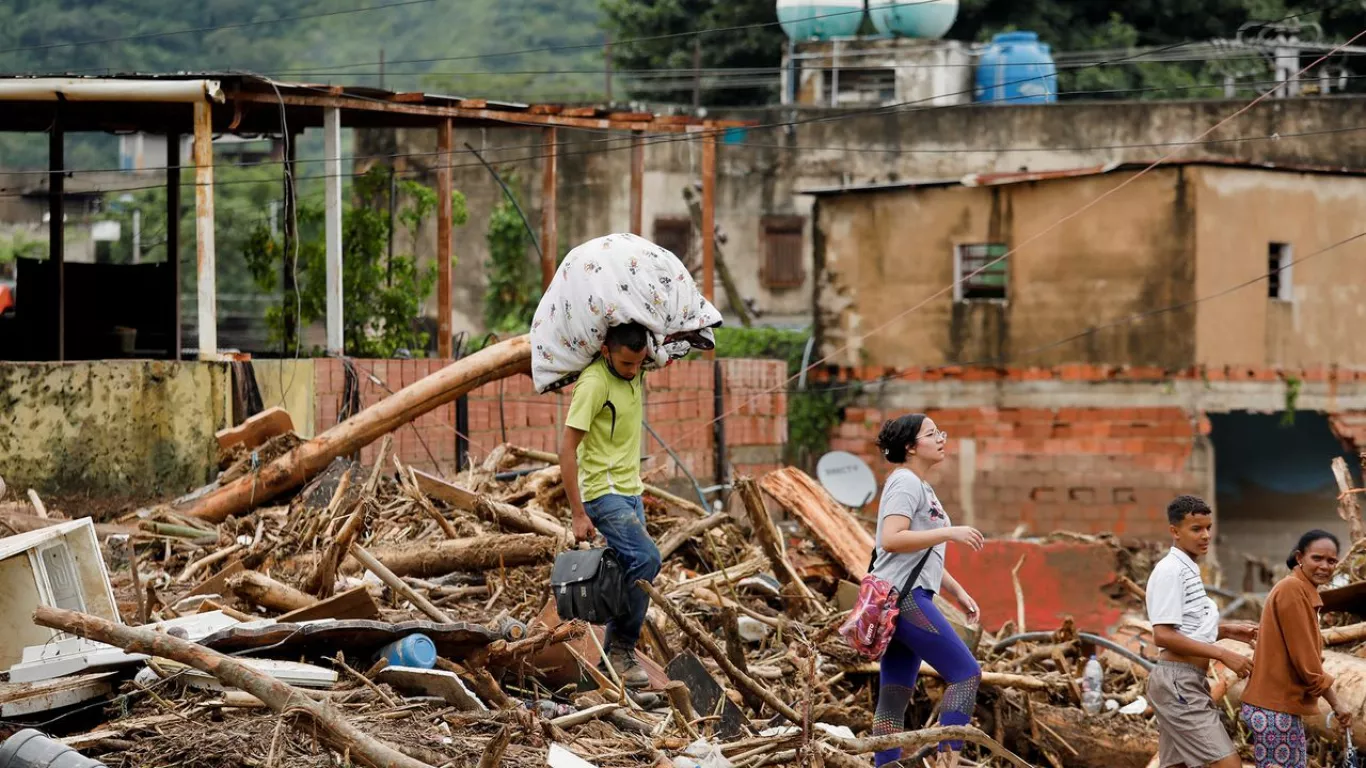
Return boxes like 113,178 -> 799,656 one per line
313,357 -> 787,482
834,406 -> 1211,539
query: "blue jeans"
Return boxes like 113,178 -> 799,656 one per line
584,494 -> 661,651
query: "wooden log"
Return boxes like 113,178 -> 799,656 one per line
181,336 -> 532,522
760,467 -> 875,580
1012,701 -> 1158,768
736,476 -> 820,613
1324,621 -> 1366,646
413,469 -> 568,541
504,445 -> 708,517
292,533 -> 558,578
216,406 -> 295,457
279,586 -> 381,623
33,606 -> 433,768
1215,639 -> 1366,745
350,544 -> 453,623
656,512 -> 729,561
228,570 -> 316,613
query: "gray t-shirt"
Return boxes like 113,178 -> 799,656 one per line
870,467 -> 948,594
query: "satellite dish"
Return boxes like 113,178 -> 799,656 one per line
816,451 -> 879,509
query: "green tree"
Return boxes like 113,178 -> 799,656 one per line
242,166 -> 468,357
600,0 -> 784,106
483,174 -> 542,334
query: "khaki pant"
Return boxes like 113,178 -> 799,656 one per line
1147,661 -> 1237,768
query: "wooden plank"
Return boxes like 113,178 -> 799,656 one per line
60,714 -> 183,748
607,112 -> 655,122
528,105 -> 563,115
0,672 -> 116,716
561,107 -> 600,117
457,98 -> 488,108
216,406 -> 294,454
187,558 -> 246,598
760,467 -> 875,580
278,586 -> 380,622
391,92 -> 426,103
412,468 -> 479,512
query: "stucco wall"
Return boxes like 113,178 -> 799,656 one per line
1191,165 -> 1366,368
0,361 -> 231,496
814,169 -> 1196,368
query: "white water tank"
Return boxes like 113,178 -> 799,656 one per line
868,0 -> 958,39
777,0 -> 866,41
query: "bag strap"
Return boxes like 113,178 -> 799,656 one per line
867,545 -> 936,595
900,548 -> 935,597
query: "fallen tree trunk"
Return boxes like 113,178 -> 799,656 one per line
180,336 -> 532,523
33,606 -> 432,768
1323,621 -> 1366,646
760,467 -> 875,580
228,570 -> 316,613
1214,639 -> 1366,745
412,469 -> 568,542
293,533 -> 558,578
1023,701 -> 1158,768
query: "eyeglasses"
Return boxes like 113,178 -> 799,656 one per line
918,429 -> 948,442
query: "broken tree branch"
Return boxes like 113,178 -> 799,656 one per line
292,533 -> 558,578
736,476 -> 820,615
33,606 -> 433,768
1335,457 -> 1366,544
830,725 -> 1032,768
657,512 -> 729,561
640,579 -> 802,724
505,445 -> 708,517
228,570 -> 317,613
306,469 -> 360,598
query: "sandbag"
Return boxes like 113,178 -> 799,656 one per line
530,233 -> 723,393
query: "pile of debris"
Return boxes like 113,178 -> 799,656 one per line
0,420 -> 1185,768
5,370 -> 1366,768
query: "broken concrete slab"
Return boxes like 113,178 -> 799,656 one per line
374,666 -> 486,711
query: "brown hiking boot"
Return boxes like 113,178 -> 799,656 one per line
603,647 -> 649,689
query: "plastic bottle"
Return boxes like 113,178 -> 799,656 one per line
1081,655 -> 1104,715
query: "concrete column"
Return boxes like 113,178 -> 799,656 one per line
192,101 -> 216,360
323,107 -> 343,356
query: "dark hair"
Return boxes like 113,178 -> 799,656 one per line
1166,495 -> 1212,526
604,322 -> 648,352
1287,529 -> 1340,570
876,414 -> 927,464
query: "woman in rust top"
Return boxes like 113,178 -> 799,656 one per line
1241,530 -> 1352,768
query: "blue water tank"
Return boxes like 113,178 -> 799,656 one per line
777,0 -> 866,41
974,31 -> 1058,104
867,0 -> 958,39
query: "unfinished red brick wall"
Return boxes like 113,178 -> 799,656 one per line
314,358 -> 786,482
834,406 -> 1211,539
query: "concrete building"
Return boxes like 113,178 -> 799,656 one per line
361,96 -> 1366,339
806,160 -> 1366,583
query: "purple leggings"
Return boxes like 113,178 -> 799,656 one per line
874,588 -> 982,766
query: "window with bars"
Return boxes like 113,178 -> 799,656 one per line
1268,242 -> 1293,301
954,243 -> 1009,301
652,217 -> 693,261
761,215 -> 805,289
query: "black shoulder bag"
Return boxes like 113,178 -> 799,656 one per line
550,547 -> 631,624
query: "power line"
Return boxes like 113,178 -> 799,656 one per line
0,0 -> 435,57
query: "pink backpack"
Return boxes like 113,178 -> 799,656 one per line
839,550 -> 932,660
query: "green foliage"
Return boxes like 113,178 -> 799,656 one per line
1282,374 -> 1302,427
242,166 -> 467,357
0,229 -> 48,266
600,0 -> 784,106
483,175 -> 541,334
711,326 -> 856,469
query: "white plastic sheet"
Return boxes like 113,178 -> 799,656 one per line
530,233 -> 722,393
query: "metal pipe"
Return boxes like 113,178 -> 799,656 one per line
463,142 -> 544,262
990,631 -> 1155,671
0,78 -> 223,103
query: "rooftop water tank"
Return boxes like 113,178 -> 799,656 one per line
777,0 -> 866,41
868,0 -> 958,39
974,30 -> 1058,104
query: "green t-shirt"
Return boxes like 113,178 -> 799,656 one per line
565,358 -> 644,503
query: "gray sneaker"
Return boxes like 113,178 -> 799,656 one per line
603,647 -> 649,689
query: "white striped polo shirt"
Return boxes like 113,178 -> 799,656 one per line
1145,546 -> 1220,643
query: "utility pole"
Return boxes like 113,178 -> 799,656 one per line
379,48 -> 386,89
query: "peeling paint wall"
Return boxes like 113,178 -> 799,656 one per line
0,361 -> 231,497
813,169 -> 1196,368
